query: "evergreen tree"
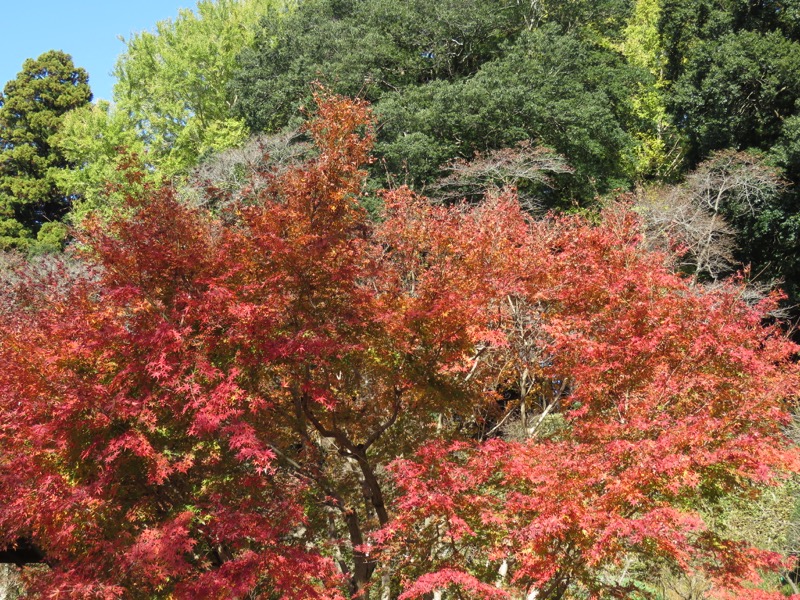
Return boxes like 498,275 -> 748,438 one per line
0,50 -> 91,252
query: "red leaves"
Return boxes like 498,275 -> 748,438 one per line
224,421 -> 276,475
379,204 -> 800,597
0,91 -> 797,598
124,512 -> 196,587
0,92 -> 375,597
399,569 -> 510,600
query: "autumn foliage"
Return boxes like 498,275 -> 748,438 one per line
0,93 -> 798,599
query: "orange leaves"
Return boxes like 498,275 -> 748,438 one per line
0,92 -> 376,598
379,203 -> 800,597
1,90 -> 798,598
124,512 -> 196,587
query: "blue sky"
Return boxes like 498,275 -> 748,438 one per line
1,1 -> 195,103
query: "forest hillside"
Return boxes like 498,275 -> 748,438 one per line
1,1 -> 800,598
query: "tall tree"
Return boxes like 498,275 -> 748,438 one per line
617,0 -> 686,180
0,50 -> 91,252
52,101 -> 159,227
231,0 -> 649,200
669,30 -> 800,164
232,0 -> 529,134
658,0 -> 800,307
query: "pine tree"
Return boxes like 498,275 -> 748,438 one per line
0,50 -> 91,252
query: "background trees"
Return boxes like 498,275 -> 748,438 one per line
231,0 -> 648,199
226,0 -> 800,305
374,25 -> 645,198
0,50 -> 91,252
50,0 -> 285,222
635,150 -> 788,283
5,0 -> 795,303
231,0 -> 527,134
668,30 -> 800,164
657,0 -> 800,304
51,101 -> 157,226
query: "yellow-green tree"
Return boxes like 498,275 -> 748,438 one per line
113,0 -> 287,172
55,0 -> 291,230
619,0 -> 684,179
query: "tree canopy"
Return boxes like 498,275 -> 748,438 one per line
50,0 -> 286,222
0,50 -> 91,252
113,0 -> 279,170
231,0 -> 649,198
1,93 -> 797,599
3,0 -> 800,596
224,0 -> 800,304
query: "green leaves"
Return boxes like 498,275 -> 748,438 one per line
0,50 -> 91,252
670,30 -> 800,162
232,1 -> 652,201
232,0 -> 526,134
375,26 -> 645,199
112,0 -> 274,171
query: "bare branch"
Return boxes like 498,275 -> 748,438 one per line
431,141 -> 573,212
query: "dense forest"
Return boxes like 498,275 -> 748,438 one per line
1,0 -> 800,598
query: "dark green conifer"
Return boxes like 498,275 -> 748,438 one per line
0,50 -> 91,251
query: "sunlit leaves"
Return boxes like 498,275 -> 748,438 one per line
1,92 -> 798,599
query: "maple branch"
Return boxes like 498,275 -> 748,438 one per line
266,416 -> 376,595
339,496 -> 375,594
527,396 -> 558,438
362,387 -> 403,451
264,440 -> 310,478
784,569 -> 800,596
464,344 -> 488,383
301,394 -> 391,525
482,400 -> 520,439
330,488 -> 380,594
538,563 -> 573,600
327,512 -> 350,576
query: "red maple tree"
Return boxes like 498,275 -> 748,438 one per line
0,93 -> 797,599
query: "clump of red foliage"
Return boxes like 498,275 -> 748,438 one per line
0,92 -> 797,599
